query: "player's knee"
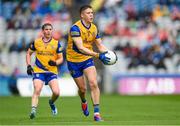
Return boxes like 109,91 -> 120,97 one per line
79,87 -> 86,94
34,92 -> 41,97
89,81 -> 98,90
34,89 -> 41,96
53,90 -> 59,97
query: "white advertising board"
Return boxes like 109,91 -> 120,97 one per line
17,78 -> 78,97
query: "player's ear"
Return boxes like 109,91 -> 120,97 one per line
80,13 -> 83,18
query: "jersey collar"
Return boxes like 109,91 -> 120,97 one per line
81,20 -> 91,29
42,37 -> 52,43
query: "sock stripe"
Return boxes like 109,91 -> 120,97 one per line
81,99 -> 86,103
94,104 -> 99,106
94,104 -> 100,113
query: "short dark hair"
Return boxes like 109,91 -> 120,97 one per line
41,23 -> 53,30
79,5 -> 92,14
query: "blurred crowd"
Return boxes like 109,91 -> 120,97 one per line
95,0 -> 180,73
0,0 -> 73,77
2,0 -> 72,29
0,0 -> 180,77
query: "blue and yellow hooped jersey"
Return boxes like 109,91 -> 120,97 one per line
29,38 -> 63,74
66,20 -> 101,62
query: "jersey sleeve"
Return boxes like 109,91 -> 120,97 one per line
56,41 -> 63,53
70,25 -> 81,37
29,41 -> 36,51
96,29 -> 101,39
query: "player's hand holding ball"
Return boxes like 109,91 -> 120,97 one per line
99,51 -> 110,65
99,51 -> 118,65
48,60 -> 57,66
27,65 -> 34,75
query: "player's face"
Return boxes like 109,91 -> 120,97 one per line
81,8 -> 94,23
42,25 -> 53,38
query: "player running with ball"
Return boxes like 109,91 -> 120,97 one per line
66,5 -> 113,121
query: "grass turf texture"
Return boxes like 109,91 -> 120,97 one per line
0,94 -> 180,125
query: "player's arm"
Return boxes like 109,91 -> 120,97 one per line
95,38 -> 108,53
94,31 -> 111,64
73,35 -> 110,64
56,53 -> 63,65
72,37 -> 99,57
70,25 -> 99,57
26,49 -> 34,66
26,42 -> 35,75
48,41 -> 63,66
71,25 -> 110,64
48,53 -> 63,66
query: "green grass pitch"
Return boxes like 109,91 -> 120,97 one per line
0,94 -> 180,125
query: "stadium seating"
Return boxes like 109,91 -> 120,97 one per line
0,0 -> 179,76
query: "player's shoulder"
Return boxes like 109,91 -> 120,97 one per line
73,20 -> 97,28
52,38 -> 59,43
70,20 -> 81,30
52,38 -> 62,47
70,21 -> 81,34
34,38 -> 42,43
91,23 -> 97,30
73,20 -> 81,26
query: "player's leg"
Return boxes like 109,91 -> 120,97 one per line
48,78 -> 59,115
83,66 -> 103,121
49,79 -> 59,103
73,76 -> 89,116
30,79 -> 43,119
74,76 -> 87,102
67,60 -> 89,116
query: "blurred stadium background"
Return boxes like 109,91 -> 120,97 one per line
0,0 -> 180,125
0,0 -> 180,96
